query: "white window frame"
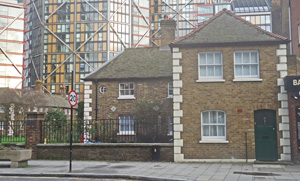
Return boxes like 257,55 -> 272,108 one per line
118,115 -> 135,135
168,116 -> 173,136
0,105 -> 4,113
234,50 -> 260,80
197,51 -> 224,82
118,82 -> 135,99
201,110 -> 226,141
0,121 -> 3,131
168,82 -> 173,98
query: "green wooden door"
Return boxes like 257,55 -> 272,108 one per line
254,110 -> 278,161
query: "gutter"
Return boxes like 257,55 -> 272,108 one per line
170,40 -> 290,48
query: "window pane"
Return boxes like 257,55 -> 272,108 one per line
218,112 -> 225,123
218,126 -> 225,136
210,111 -> 217,123
200,53 -> 206,64
207,66 -> 214,76
251,65 -> 258,75
125,90 -> 129,95
210,125 -> 217,136
200,66 -> 206,76
236,65 -> 242,76
251,52 -> 258,63
130,90 -> 134,95
215,53 -> 221,64
120,84 -> 124,89
243,52 -> 250,63
203,125 -> 209,136
120,90 -> 124,95
215,66 -> 222,76
235,52 -> 242,63
261,15 -> 265,24
124,84 -> 129,89
130,117 -> 134,131
243,65 -> 250,75
266,15 -> 270,24
130,83 -> 134,89
207,53 -> 214,64
202,112 -> 209,123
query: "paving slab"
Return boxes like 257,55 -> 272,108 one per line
0,160 -> 299,181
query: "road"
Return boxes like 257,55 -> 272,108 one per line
0,177 -> 132,181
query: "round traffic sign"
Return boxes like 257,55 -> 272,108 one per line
68,90 -> 78,107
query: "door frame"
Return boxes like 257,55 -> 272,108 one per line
254,109 -> 278,161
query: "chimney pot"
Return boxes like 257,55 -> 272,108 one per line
164,14 -> 169,20
35,80 -> 43,93
60,86 -> 67,98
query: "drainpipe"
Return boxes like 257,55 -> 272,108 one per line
95,80 -> 98,120
289,0 -> 293,55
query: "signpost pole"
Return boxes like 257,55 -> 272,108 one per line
69,71 -> 73,172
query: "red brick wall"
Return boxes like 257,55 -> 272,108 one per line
287,55 -> 300,162
287,94 -> 300,163
290,0 -> 300,55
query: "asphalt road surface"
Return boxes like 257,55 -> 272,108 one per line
0,177 -> 134,181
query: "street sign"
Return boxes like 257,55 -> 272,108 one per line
68,90 -> 78,107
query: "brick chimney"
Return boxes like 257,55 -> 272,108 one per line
160,15 -> 176,47
35,80 -> 43,93
60,85 -> 66,98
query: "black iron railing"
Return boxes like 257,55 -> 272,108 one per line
42,119 -> 173,144
0,120 -> 26,143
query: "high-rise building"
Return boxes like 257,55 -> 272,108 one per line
150,0 -> 272,46
232,0 -> 272,32
23,0 -> 275,97
0,0 -> 25,89
23,0 -> 151,99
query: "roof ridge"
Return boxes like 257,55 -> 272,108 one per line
170,10 -> 225,45
170,10 -> 288,46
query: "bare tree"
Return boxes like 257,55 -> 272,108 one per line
0,89 -> 44,136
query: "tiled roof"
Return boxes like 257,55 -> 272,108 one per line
39,94 -> 70,108
0,88 -> 70,109
170,10 -> 288,46
83,47 -> 172,80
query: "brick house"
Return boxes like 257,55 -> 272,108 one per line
82,19 -> 175,143
169,10 -> 291,162
271,0 -> 300,163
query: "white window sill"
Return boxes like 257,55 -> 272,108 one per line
167,96 -> 173,99
196,79 -> 225,83
117,132 -> 136,136
199,140 -> 229,144
118,96 -> 135,100
233,78 -> 263,82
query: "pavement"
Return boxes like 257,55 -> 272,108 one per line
0,160 -> 299,181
